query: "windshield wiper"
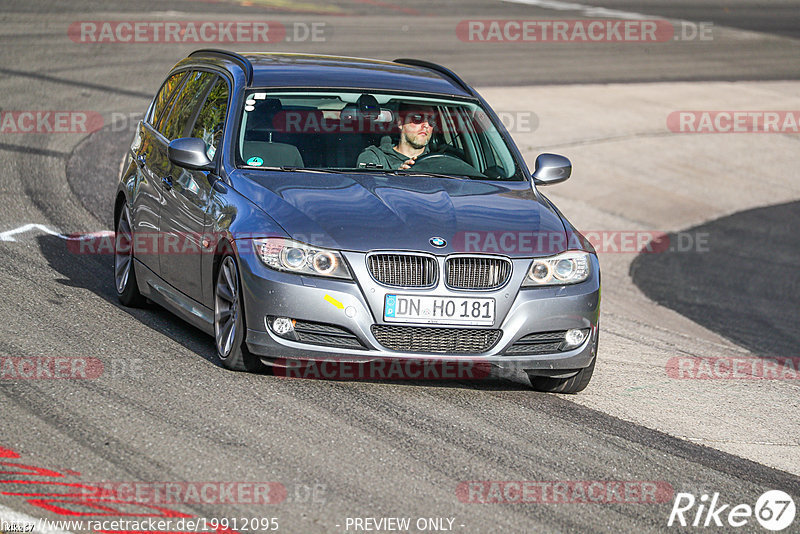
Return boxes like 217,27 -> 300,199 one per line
244,166 -> 481,180
248,166 -> 391,175
263,166 -> 332,173
392,170 -> 474,180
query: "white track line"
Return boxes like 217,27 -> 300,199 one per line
0,224 -> 67,242
0,224 -> 114,244
501,0 -> 656,21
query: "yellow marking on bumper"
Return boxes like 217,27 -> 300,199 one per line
324,294 -> 344,309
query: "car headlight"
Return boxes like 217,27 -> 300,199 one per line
522,251 -> 591,286
253,238 -> 351,279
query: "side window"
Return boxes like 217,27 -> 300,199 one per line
189,77 -> 229,161
160,71 -> 214,141
146,71 -> 186,127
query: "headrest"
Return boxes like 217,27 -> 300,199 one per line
250,98 -> 283,124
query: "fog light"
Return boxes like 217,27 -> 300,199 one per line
564,328 -> 588,348
272,317 -> 296,336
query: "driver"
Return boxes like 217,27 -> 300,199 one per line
356,104 -> 436,170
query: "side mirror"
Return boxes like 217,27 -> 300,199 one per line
168,138 -> 215,171
532,153 -> 571,185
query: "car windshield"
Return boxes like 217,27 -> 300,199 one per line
236,90 -> 523,180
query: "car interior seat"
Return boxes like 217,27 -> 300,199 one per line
242,98 -> 304,167
339,94 -> 392,167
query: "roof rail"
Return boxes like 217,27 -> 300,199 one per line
189,49 -> 254,85
393,58 -> 474,95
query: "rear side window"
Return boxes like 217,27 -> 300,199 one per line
190,77 -> 229,160
160,71 -> 215,140
146,71 -> 186,127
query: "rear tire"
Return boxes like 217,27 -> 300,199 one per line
214,254 -> 263,372
114,204 -> 146,307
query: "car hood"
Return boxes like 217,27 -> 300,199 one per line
235,171 -> 568,257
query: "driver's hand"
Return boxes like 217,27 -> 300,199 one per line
399,157 -> 416,170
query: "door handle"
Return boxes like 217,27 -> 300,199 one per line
136,154 -> 146,168
161,175 -> 173,190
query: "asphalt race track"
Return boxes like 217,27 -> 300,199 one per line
631,200 -> 800,361
1,1 -> 799,533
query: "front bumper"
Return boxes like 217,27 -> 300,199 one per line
237,246 -> 600,372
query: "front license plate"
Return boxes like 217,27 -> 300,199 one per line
384,295 -> 495,326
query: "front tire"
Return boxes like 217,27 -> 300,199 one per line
115,204 -> 146,307
527,357 -> 595,394
214,254 -> 262,372
527,328 -> 598,394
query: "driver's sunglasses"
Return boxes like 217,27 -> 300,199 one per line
407,113 -> 437,127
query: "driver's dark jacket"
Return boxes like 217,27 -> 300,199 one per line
356,135 -> 429,170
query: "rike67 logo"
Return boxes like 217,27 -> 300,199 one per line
668,490 -> 796,531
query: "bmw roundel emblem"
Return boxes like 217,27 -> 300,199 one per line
430,237 -> 447,248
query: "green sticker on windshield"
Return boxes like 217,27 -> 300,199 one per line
247,156 -> 263,166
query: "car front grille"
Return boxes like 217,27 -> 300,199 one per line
446,256 -> 512,290
504,331 -> 567,355
293,320 -> 365,350
368,254 -> 437,287
371,325 -> 501,354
